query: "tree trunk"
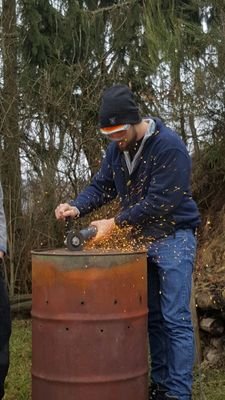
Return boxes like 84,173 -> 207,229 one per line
189,113 -> 200,158
1,0 -> 22,296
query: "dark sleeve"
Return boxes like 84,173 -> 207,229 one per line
115,149 -> 191,227
70,150 -> 117,217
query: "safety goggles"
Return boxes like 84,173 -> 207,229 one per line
100,124 -> 130,141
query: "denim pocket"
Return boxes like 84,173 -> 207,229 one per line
148,229 -> 197,323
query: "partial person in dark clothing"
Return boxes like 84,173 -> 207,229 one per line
0,183 -> 10,400
55,84 -> 200,400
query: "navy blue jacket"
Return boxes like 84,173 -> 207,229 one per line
71,118 -> 200,239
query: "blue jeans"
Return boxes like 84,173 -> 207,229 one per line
147,229 -> 197,400
0,269 -> 11,399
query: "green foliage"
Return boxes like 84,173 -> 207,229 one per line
144,0 -> 203,67
192,138 -> 225,210
4,320 -> 31,400
19,0 -> 98,67
19,0 -> 62,66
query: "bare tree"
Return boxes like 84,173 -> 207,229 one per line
1,0 -> 22,296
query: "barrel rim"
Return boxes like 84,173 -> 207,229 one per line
31,248 -> 147,256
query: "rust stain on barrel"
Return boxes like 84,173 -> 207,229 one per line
32,249 -> 148,400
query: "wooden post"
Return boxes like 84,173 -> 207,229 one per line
191,278 -> 202,364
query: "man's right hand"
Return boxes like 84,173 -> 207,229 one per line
55,203 -> 79,220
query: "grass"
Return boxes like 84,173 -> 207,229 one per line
193,367 -> 225,400
4,320 -> 32,400
4,319 -> 225,399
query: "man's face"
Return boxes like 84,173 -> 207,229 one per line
100,124 -> 138,151
116,125 -> 138,152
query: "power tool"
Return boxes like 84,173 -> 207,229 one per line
65,217 -> 97,251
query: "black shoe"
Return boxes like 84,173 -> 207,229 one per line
157,393 -> 179,400
149,383 -> 167,400
149,383 -> 158,400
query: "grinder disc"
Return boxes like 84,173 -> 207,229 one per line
66,230 -> 83,251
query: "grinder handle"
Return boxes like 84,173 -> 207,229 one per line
66,225 -> 98,251
65,216 -> 73,234
79,225 -> 98,241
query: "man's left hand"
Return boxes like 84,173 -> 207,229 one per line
90,218 -> 115,242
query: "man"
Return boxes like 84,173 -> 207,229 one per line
55,84 -> 200,400
0,183 -> 10,400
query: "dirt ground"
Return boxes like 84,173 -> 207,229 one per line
195,206 -> 225,311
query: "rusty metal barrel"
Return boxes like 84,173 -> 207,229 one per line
32,249 -> 148,400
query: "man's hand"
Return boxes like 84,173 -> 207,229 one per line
90,218 -> 115,242
0,251 -> 4,259
55,203 -> 79,220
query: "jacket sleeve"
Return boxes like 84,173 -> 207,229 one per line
115,148 -> 191,227
70,149 -> 117,217
0,184 -> 7,253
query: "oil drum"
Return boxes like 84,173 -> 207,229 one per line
32,249 -> 148,400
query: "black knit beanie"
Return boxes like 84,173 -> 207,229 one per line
99,84 -> 142,128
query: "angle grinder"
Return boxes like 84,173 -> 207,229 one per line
65,217 -> 97,251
